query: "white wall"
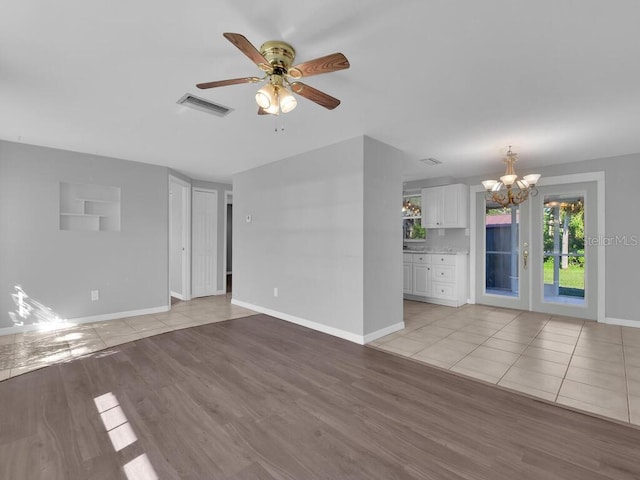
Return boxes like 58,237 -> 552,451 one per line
0,140 -> 169,328
232,136 -> 403,343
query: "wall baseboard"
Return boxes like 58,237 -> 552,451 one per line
363,322 -> 405,344
170,291 -> 185,301
603,316 -> 640,328
0,305 -> 170,336
231,299 -> 366,345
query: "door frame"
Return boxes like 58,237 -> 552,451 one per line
168,175 -> 192,303
470,171 -> 605,322
222,190 -> 233,294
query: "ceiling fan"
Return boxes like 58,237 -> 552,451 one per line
197,33 -> 350,115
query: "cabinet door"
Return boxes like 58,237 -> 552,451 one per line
403,262 -> 413,294
441,184 -> 469,228
421,187 -> 442,228
441,185 -> 460,227
413,263 -> 431,296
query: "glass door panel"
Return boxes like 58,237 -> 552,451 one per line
531,182 -> 598,320
542,194 -> 585,305
485,204 -> 520,297
475,193 -> 529,310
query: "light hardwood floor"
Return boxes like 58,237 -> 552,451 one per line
2,311 -> 640,479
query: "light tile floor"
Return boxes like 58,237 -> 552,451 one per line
0,295 -> 256,380
370,300 -> 640,426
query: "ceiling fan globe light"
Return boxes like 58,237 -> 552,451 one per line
279,89 -> 297,113
255,84 -> 275,109
265,103 -> 280,114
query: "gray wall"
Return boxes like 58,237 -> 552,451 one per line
233,136 -> 403,339
406,153 -> 640,322
0,140 -> 169,327
363,137 -> 404,335
191,179 -> 232,292
233,137 -> 366,336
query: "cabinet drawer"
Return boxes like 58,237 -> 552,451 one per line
412,254 -> 430,264
432,282 -> 455,299
433,254 -> 456,266
403,253 -> 413,262
432,265 -> 455,282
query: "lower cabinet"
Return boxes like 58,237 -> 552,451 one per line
402,259 -> 413,294
403,253 -> 468,307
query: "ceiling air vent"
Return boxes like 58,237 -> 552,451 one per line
177,93 -> 233,117
419,158 -> 442,166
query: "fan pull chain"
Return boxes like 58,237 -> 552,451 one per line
273,115 -> 285,133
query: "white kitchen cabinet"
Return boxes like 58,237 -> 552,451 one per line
413,263 -> 432,296
403,258 -> 413,294
403,253 -> 468,307
421,184 -> 469,228
411,253 -> 431,297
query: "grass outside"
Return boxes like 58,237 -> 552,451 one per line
543,261 -> 585,290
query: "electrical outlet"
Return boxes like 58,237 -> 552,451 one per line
273,287 -> 278,297
91,290 -> 99,301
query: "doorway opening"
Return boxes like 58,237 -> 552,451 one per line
223,191 -> 233,295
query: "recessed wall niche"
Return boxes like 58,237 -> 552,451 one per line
59,182 -> 121,232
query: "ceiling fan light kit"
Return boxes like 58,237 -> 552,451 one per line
196,33 -> 349,115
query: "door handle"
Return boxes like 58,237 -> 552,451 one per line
523,243 -> 529,270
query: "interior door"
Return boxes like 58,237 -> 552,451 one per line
475,191 -> 530,310
192,188 -> 218,298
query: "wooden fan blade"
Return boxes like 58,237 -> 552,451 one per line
223,32 -> 271,71
290,82 -> 341,110
196,77 -> 261,89
257,107 -> 269,115
288,53 -> 349,79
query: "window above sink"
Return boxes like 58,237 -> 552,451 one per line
403,193 -> 425,240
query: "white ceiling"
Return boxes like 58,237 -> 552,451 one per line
2,0 -> 640,183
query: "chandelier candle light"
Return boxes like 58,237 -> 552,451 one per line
481,147 -> 541,207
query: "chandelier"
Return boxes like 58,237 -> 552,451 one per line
481,147 -> 541,207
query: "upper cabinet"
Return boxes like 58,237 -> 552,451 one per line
421,184 -> 469,228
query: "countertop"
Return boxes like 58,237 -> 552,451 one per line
403,249 -> 469,255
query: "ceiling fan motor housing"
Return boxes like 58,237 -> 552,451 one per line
259,41 -> 296,74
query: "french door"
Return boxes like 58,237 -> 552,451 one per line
475,180 -> 599,320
